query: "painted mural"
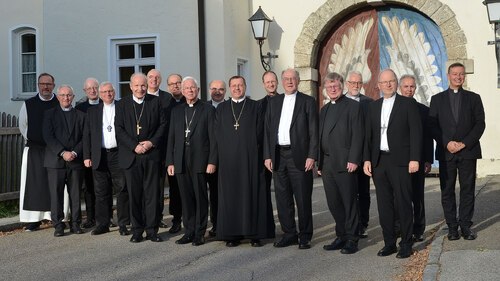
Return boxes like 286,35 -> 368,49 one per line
318,6 -> 448,106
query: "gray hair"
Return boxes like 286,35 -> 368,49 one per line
182,76 -> 199,88
399,74 -> 416,84
323,72 -> 344,86
281,68 -> 300,81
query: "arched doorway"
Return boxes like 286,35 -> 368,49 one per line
317,6 -> 448,106
294,0 -> 468,107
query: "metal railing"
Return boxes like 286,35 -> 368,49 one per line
0,112 -> 24,201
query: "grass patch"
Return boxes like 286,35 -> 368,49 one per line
0,200 -> 19,218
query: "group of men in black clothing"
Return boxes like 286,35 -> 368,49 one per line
19,62 -> 484,260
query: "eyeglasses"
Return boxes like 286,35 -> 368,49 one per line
378,80 -> 396,85
168,82 -> 182,86
99,90 -> 115,93
347,81 -> 363,86
58,94 -> 74,98
183,86 -> 198,91
325,85 -> 342,90
38,83 -> 54,87
210,88 -> 225,92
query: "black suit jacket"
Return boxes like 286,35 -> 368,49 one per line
43,107 -> 86,169
114,94 -> 166,169
428,88 -> 485,161
166,101 -> 217,173
417,102 -> 434,164
75,99 -> 101,113
363,94 -> 422,167
319,96 -> 363,172
264,91 -> 319,169
83,102 -> 120,169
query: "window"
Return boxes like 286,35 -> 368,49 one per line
110,35 -> 159,98
11,27 -> 38,100
237,58 -> 250,97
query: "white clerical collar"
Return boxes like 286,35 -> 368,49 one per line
133,95 -> 145,104
61,106 -> 72,112
345,92 -> 359,99
148,90 -> 159,96
103,101 -> 115,108
284,91 -> 297,98
383,93 -> 396,101
88,99 -> 100,105
38,93 -> 55,101
231,96 -> 246,103
331,100 -> 337,104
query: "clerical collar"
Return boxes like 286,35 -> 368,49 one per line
187,99 -> 199,108
133,95 -> 145,104
231,97 -> 246,103
38,93 -> 55,101
88,99 -> 100,105
449,87 -> 462,94
285,91 -> 298,97
345,92 -> 359,98
104,101 -> 115,108
331,95 -> 343,104
148,90 -> 159,96
60,106 -> 72,112
383,93 -> 396,100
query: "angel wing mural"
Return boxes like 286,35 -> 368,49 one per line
325,18 -> 374,103
317,7 -> 448,107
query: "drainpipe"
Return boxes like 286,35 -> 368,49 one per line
198,0 -> 207,101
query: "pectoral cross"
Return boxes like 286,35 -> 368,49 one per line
185,128 -> 191,138
107,125 -> 112,132
234,122 -> 239,130
136,124 -> 142,135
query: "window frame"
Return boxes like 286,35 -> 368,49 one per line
108,34 -> 160,98
10,26 -> 39,101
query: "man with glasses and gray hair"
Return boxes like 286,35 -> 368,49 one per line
344,71 -> 373,239
43,85 -> 86,237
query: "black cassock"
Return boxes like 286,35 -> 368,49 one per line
215,99 -> 275,240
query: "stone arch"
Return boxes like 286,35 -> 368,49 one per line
294,0 -> 467,97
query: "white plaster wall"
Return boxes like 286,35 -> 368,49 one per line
0,0 -> 43,116
42,0 -> 200,102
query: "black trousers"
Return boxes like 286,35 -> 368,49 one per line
124,155 -> 160,236
93,150 -> 129,228
411,164 -> 426,235
206,171 -> 218,229
176,147 -> 209,239
82,167 -> 95,221
274,147 -> 313,241
167,174 -> 182,224
439,158 -> 476,230
157,166 -> 167,224
357,169 -> 371,228
47,166 -> 83,227
322,160 -> 359,242
372,153 -> 413,247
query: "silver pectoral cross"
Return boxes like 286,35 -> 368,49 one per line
185,128 -> 191,138
234,122 -> 239,130
107,125 -> 112,132
136,124 -> 142,135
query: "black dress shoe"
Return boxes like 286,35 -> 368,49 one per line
359,226 -> 368,238
251,239 -> 263,247
208,228 -> 216,237
54,226 -> 65,237
130,234 -> 143,243
273,236 -> 298,248
91,226 -> 110,236
323,238 -> 345,251
340,240 -> 358,254
447,228 -> 460,241
169,222 -> 182,234
377,245 -> 397,257
192,237 -> 205,246
158,220 -> 169,228
25,222 -> 41,232
461,228 -> 477,240
81,220 -> 95,229
226,240 -> 240,247
175,235 -> 193,244
146,234 -> 163,242
396,245 -> 413,259
70,225 -> 84,234
119,226 -> 130,236
413,234 -> 424,242
298,240 -> 311,250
